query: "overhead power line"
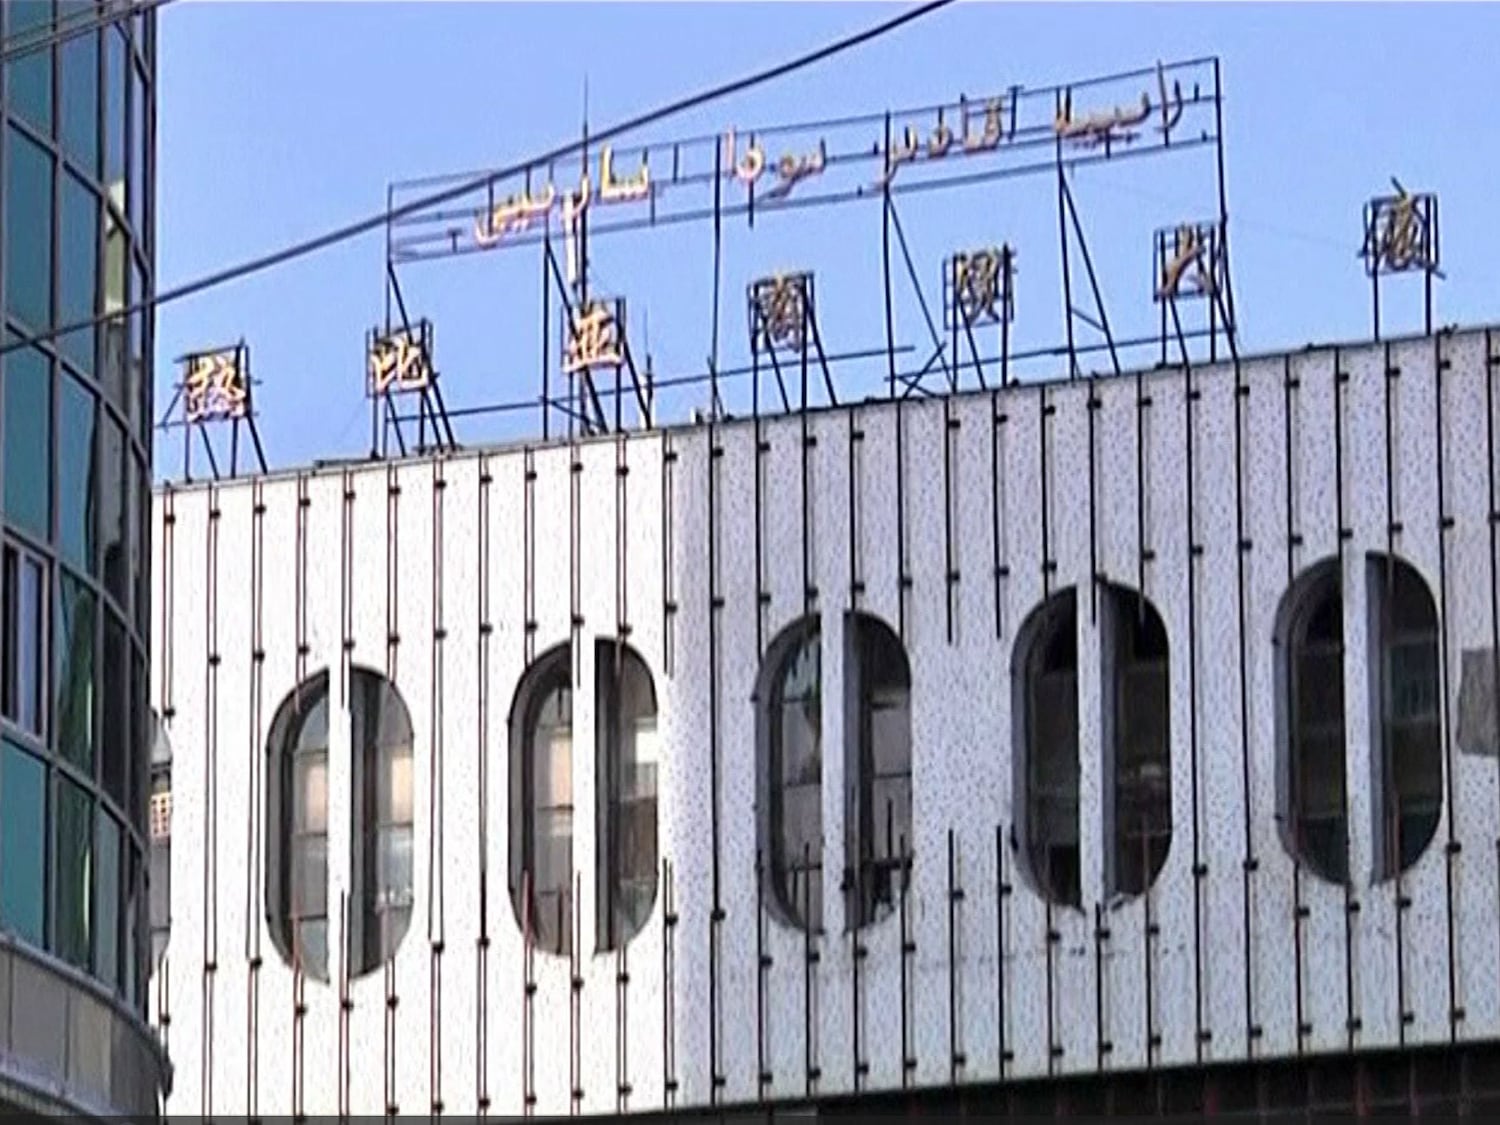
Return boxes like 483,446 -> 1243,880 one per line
0,0 -> 955,362
0,0 -> 174,66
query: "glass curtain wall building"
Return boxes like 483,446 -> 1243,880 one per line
0,0 -> 166,1116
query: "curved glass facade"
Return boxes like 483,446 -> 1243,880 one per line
0,0 -> 162,1115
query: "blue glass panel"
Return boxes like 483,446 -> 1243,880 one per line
56,373 -> 96,570
0,738 -> 46,947
94,811 -> 120,987
4,127 -> 54,329
59,173 -> 98,373
55,570 -> 95,772
6,1 -> 54,135
60,30 -> 99,175
2,346 -> 51,541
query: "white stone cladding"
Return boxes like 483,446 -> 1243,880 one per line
151,326 -> 1500,1116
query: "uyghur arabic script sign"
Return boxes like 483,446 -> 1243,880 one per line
1361,180 -> 1440,277
946,247 -> 1015,329
368,322 -> 435,397
564,298 -> 625,374
181,348 -> 248,423
390,58 -> 1216,265
749,273 -> 811,353
1154,221 -> 1223,302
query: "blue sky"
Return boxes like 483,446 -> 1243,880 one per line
156,1 -> 1500,474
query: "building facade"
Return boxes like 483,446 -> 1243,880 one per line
0,0 -> 166,1116
154,324 -> 1500,1118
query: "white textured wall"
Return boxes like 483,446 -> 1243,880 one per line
151,326 -> 1500,1116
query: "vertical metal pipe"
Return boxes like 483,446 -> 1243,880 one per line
246,477 -> 265,1116
943,401 -> 957,643
201,485 -> 221,1116
1055,89 -> 1077,380
991,394 -> 1005,640
1432,332 -> 1462,1041
756,850 -> 769,1100
1183,348 -> 1207,1062
711,139 -> 723,417
946,829 -> 965,1081
707,422 -> 725,1098
542,231 -> 552,441
995,823 -> 1011,1077
477,454 -> 492,1116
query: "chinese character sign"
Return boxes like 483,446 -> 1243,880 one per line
564,300 -> 624,374
1361,181 -> 1439,277
368,324 -> 434,397
182,349 -> 248,423
1154,221 -> 1222,302
947,247 -> 1014,328
749,273 -> 811,353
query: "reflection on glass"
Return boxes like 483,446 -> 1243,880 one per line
101,419 -> 128,608
60,174 -> 99,373
123,850 -> 141,1002
56,572 -> 97,772
0,738 -> 46,946
103,29 -> 125,190
531,675 -> 572,956
60,31 -> 100,175
101,611 -> 128,808
772,626 -> 822,930
5,1 -> 53,134
54,778 -> 93,969
95,813 -> 121,986
134,479 -> 149,636
4,128 -> 53,329
2,346 -> 51,542
57,375 -> 97,571
1,546 -> 46,736
129,265 -> 147,444
128,62 -> 145,236
130,650 -> 147,828
102,202 -> 128,407
596,642 -> 659,949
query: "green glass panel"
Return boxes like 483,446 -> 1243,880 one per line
0,738 -> 46,947
55,570 -> 96,772
52,777 -> 91,969
56,373 -> 95,571
2,346 -> 51,541
4,127 -> 54,329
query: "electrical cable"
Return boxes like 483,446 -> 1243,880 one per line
0,0 -> 955,361
0,0 -> 172,65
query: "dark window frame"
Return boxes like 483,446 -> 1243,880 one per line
1368,553 -> 1443,881
348,665 -> 415,977
844,612 -> 912,931
1278,561 -> 1350,885
265,669 -> 331,981
1013,589 -> 1082,909
594,639 -> 659,953
1103,584 -> 1172,898
508,642 -> 574,958
1,538 -> 48,739
757,615 -> 824,934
